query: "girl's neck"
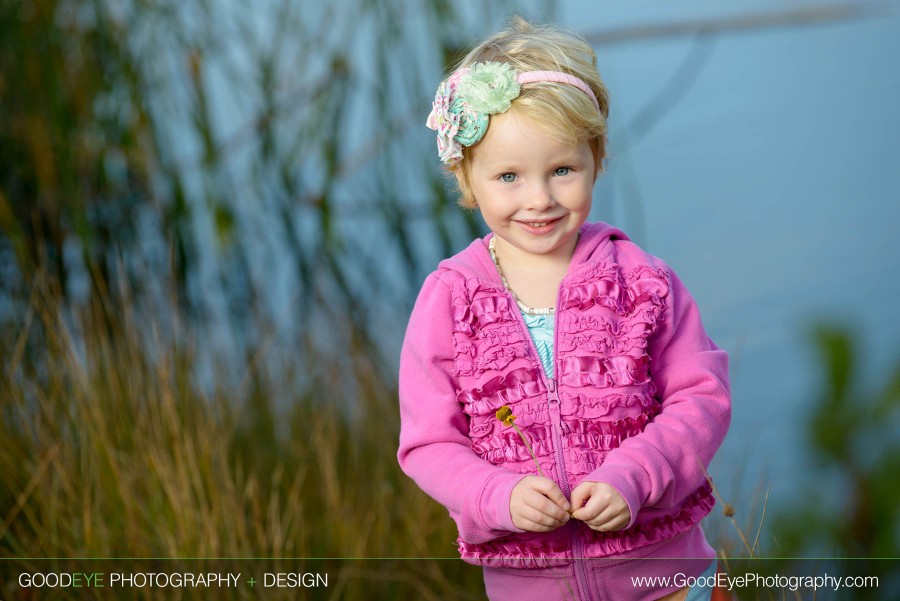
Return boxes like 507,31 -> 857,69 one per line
491,233 -> 579,273
490,234 -> 578,310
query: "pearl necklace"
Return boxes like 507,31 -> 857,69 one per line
488,236 -> 555,316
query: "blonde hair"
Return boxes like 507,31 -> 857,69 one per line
446,16 -> 610,209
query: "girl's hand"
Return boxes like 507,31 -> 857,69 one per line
570,481 -> 630,531
509,476 -> 571,532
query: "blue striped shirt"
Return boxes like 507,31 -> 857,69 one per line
521,312 -> 554,379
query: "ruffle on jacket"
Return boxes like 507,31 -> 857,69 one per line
453,345 -> 530,378
559,264 -> 668,314
452,293 -> 516,334
451,277 -> 514,335
451,278 -> 534,377
557,271 -> 665,362
559,354 -> 651,388
566,449 -> 611,480
564,389 -> 658,419
558,331 -> 646,355
457,482 -> 715,568
558,311 -> 659,354
470,407 -> 659,466
459,534 -> 573,569
458,367 -> 545,415
563,408 -> 658,451
458,368 -> 549,441
473,423 -> 556,465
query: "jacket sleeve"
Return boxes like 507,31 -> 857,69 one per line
583,265 -> 731,528
397,272 -> 527,544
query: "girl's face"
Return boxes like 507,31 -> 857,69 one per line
467,109 -> 595,266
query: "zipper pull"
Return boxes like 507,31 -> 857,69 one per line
547,378 -> 570,433
547,377 -> 560,404
548,379 -> 571,434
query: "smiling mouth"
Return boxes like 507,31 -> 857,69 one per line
517,217 -> 561,227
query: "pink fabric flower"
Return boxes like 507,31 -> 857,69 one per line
426,80 -> 463,164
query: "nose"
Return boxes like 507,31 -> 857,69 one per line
524,179 -> 556,211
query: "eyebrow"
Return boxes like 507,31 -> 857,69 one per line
483,154 -> 586,173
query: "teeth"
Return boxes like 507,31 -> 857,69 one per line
527,222 -> 548,226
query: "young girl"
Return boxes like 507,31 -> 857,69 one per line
398,17 -> 731,601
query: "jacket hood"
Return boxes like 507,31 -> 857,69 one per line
437,221 -> 631,282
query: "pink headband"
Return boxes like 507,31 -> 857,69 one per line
516,70 -> 601,110
426,61 -> 602,165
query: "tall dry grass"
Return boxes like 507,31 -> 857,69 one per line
0,267 -> 486,600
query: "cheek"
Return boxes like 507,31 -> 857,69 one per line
481,202 -> 512,223
476,185 -> 516,212
470,179 -> 494,205
556,178 -> 593,206
577,176 -> 595,203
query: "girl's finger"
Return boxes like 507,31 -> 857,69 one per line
535,478 -> 571,512
586,506 -> 629,531
516,517 -> 559,533
523,498 -> 569,526
526,491 -> 570,522
518,504 -> 565,529
569,483 -> 591,513
571,493 -> 606,522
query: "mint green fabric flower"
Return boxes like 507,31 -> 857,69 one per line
457,62 -> 521,115
450,96 -> 488,146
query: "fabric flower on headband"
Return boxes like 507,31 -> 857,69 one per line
426,80 -> 464,164
457,62 -> 520,114
426,61 -> 601,165
426,62 -> 520,165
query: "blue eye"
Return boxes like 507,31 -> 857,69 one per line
500,173 -> 517,183
554,167 -> 570,176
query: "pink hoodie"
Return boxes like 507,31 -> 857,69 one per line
397,223 -> 730,590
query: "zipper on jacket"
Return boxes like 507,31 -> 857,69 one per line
495,258 -> 594,601
549,289 -> 594,601
546,379 -> 590,601
548,377 -> 592,601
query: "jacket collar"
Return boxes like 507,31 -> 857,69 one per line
440,221 -> 629,285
